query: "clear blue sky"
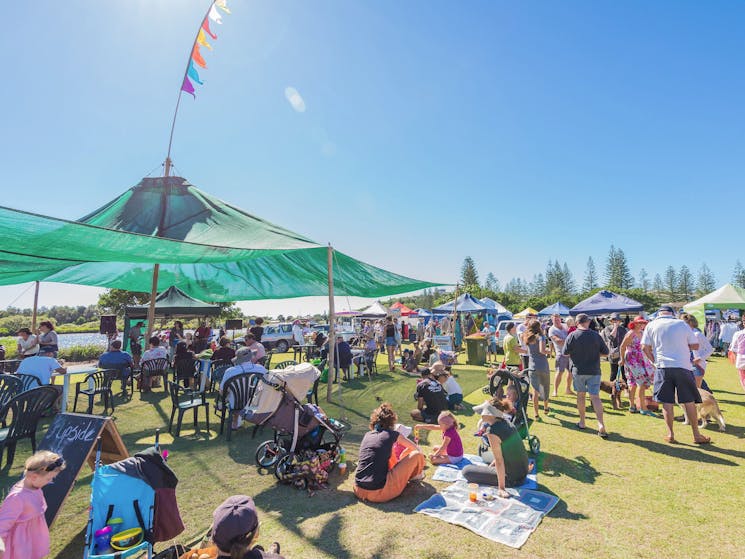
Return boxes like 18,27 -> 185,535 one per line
1,1 -> 743,315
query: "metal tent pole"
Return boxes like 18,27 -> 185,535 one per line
326,245 -> 336,402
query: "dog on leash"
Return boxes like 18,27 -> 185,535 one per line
599,379 -> 627,410
681,388 -> 726,432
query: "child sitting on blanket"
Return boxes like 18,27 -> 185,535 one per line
415,411 -> 464,465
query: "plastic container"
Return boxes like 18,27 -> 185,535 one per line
94,525 -> 113,553
468,483 -> 479,503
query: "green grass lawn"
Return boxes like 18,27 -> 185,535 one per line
2,353 -> 744,559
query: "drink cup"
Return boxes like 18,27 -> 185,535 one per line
338,462 -> 347,475
468,483 -> 478,503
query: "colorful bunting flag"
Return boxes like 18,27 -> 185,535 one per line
208,4 -> 223,24
176,1 -> 229,100
202,18 -> 217,39
181,76 -> 195,97
197,28 -> 213,50
215,0 -> 231,14
191,44 -> 207,69
187,60 -> 203,85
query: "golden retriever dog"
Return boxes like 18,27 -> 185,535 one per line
681,389 -> 726,432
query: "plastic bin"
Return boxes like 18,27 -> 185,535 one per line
465,336 -> 487,366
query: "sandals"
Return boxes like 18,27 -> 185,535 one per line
693,436 -> 712,445
629,407 -> 639,414
598,431 -> 609,439
575,422 -> 586,430
640,410 -> 656,417
663,435 -> 678,444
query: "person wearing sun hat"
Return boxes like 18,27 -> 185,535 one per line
180,495 -> 283,559
619,316 -> 655,415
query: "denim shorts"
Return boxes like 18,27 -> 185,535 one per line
385,336 -> 397,347
572,373 -> 601,395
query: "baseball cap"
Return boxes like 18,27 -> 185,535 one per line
658,305 -> 675,314
233,346 -> 253,364
609,312 -> 622,321
211,495 -> 259,551
576,313 -> 590,324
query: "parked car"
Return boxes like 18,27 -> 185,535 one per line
260,323 -> 296,352
494,320 -> 512,351
311,324 -> 357,343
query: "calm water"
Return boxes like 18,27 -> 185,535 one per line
57,332 -> 119,349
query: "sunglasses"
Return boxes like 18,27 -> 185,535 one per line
32,457 -> 65,472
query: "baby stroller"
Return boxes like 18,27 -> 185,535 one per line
248,363 -> 350,489
84,431 -> 184,559
481,367 -> 540,455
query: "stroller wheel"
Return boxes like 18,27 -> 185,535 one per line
529,435 -> 541,456
256,440 -> 283,468
274,453 -> 296,483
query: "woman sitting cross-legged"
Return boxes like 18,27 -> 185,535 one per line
462,398 -> 530,498
353,403 -> 425,503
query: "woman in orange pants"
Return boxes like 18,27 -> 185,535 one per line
353,403 -> 425,503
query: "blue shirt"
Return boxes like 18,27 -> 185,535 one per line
98,350 -> 133,373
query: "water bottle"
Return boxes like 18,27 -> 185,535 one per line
338,447 -> 347,474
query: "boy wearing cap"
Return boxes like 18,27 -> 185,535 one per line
563,313 -> 610,438
180,495 -> 283,559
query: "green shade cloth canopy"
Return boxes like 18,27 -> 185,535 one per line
0,176 -> 440,300
683,283 -> 745,329
125,286 -> 221,319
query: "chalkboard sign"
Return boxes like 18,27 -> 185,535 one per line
38,413 -> 128,526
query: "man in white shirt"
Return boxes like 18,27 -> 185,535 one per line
17,350 -> 66,386
482,320 -> 497,363
515,314 -> 534,370
719,319 -> 738,352
641,306 -> 710,445
292,320 -> 304,347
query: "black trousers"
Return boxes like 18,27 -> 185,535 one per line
610,361 -> 627,383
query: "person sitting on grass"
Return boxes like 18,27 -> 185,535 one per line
415,410 -> 464,465
98,340 -> 133,394
180,495 -> 283,559
354,403 -> 425,503
410,367 -> 448,423
0,450 -> 66,559
433,362 -> 464,410
462,398 -> 529,497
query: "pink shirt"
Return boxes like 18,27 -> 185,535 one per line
444,426 -> 463,458
0,481 -> 50,559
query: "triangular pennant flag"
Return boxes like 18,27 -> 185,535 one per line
187,60 -> 203,85
208,4 -> 223,24
197,28 -> 213,50
191,44 -> 207,68
202,17 -> 217,39
181,76 -> 196,97
215,0 -> 231,14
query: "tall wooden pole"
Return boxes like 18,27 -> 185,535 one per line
31,281 -> 40,331
145,159 -> 171,343
326,244 -> 336,402
452,283 -> 459,348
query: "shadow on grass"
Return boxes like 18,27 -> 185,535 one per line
252,476 -> 437,558
538,452 -> 600,484
611,433 -> 739,465
54,526 -> 87,559
540,494 -> 589,521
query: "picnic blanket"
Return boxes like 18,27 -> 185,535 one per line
431,454 -> 538,490
414,481 -> 558,548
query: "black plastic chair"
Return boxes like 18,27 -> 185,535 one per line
0,386 -> 58,469
0,360 -> 21,374
138,358 -> 168,392
274,360 -> 298,370
216,373 -> 261,440
0,374 -> 22,409
261,352 -> 273,370
16,374 -> 42,392
173,358 -> 199,388
209,360 -> 233,392
73,370 -> 116,415
167,381 -> 209,437
306,358 -> 325,405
